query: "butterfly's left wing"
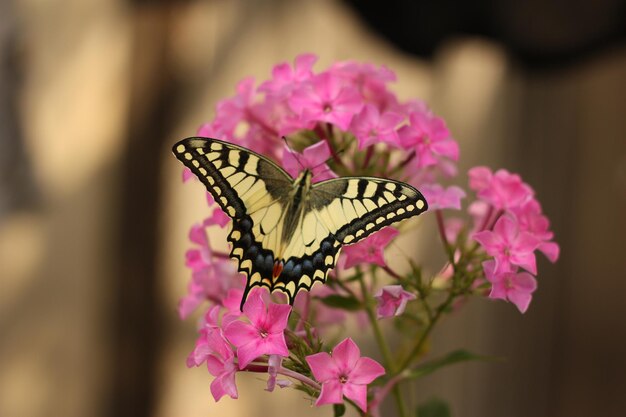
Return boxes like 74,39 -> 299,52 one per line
273,177 -> 428,303
173,137 -> 295,307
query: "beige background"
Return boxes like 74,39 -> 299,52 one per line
1,0 -> 625,416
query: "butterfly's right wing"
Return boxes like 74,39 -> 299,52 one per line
173,137 -> 294,305
272,177 -> 428,304
310,177 -> 428,245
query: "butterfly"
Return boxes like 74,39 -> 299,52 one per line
173,137 -> 428,308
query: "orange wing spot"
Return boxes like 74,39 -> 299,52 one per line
272,260 -> 284,279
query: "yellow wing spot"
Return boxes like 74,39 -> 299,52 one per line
333,241 -> 340,247
176,144 -> 186,153
274,281 -> 286,289
398,194 -> 408,201
344,235 -> 354,243
299,275 -> 312,288
342,200 -> 358,222
196,148 -> 205,155
286,282 -> 296,295
210,142 -> 223,151
221,166 -> 236,178
363,199 -> 377,211
244,156 -> 259,174
207,176 -> 215,185
364,182 -> 377,198
313,270 -> 325,280
262,278 -> 271,286
213,160 -> 222,169
192,160 -> 200,168
241,259 -> 252,272
249,272 -> 261,284
325,255 -> 334,265
352,200 -> 367,216
226,172 -> 246,186
232,247 -> 244,258
375,217 -> 385,224
227,206 -> 236,216
344,180 -> 360,198
356,229 -> 364,238
366,223 -> 374,231
228,150 -> 240,167
385,183 -> 397,191
377,197 -> 387,206
214,186 -> 221,196
231,230 -> 241,240
220,196 -> 228,206
386,212 -> 396,220
384,191 -> 396,202
397,208 -> 406,215
199,167 -> 207,175
406,204 -> 415,211
416,200 -> 425,210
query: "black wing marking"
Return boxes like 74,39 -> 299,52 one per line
269,177 -> 428,303
173,137 -> 294,307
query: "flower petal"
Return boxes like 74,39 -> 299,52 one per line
223,320 -> 258,348
241,288 -> 267,326
315,379 -> 344,406
342,382 -> 368,412
350,357 -> 385,384
266,303 -> 292,333
306,352 -> 339,382
332,338 -> 361,371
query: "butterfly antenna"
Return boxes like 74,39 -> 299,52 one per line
282,136 -> 306,171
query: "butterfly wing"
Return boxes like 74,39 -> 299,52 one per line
173,137 -> 295,306
174,137 -> 429,308
272,177 -> 428,303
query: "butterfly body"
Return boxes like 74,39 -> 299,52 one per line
174,137 -> 428,307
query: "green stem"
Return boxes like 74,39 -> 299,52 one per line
357,271 -> 408,417
397,293 -> 455,371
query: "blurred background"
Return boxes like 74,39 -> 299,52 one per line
1,0 -> 625,416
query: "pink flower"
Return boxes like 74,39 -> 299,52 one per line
374,285 -> 416,318
258,54 -> 317,99
289,72 -> 363,130
342,227 -> 399,269
398,110 -> 459,167
330,61 -> 396,106
306,338 -> 385,412
185,223 -> 212,270
178,259 -> 241,319
204,328 -> 239,401
468,167 -> 534,210
483,260 -> 537,313
203,208 -> 231,228
510,199 -> 560,262
282,140 -> 337,182
224,288 -> 291,369
420,183 -> 466,210
182,167 -> 194,182
473,215 -> 541,274
350,104 -> 404,149
213,77 -> 256,135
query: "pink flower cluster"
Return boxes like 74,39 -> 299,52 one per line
197,54 -> 458,188
470,167 -> 560,312
187,288 -> 384,411
177,54 -> 561,414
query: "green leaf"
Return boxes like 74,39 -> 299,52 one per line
417,398 -> 451,417
333,403 -> 346,417
317,294 -> 361,311
407,349 -> 494,380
